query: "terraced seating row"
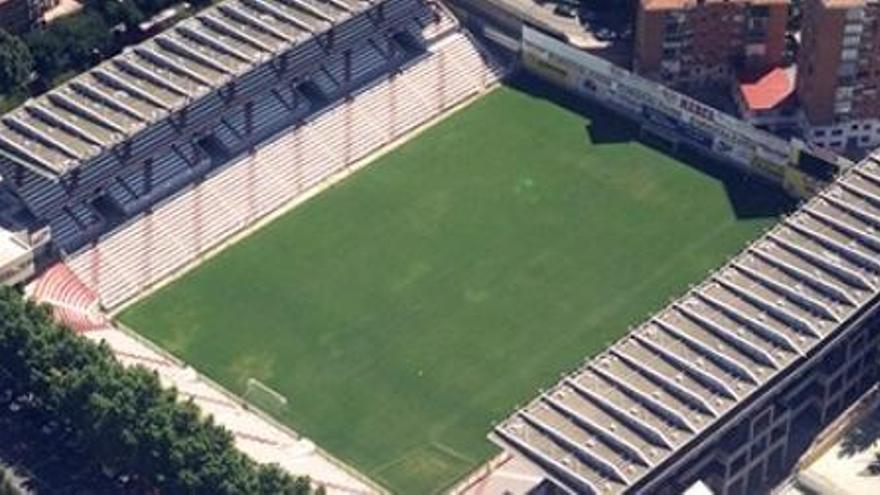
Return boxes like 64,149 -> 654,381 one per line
0,0 -> 433,225
65,32 -> 504,309
50,203 -> 104,251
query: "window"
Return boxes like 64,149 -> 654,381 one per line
753,411 -> 772,434
751,436 -> 768,459
846,362 -> 862,380
746,43 -> 767,57
843,34 -> 861,47
839,61 -> 857,79
837,87 -> 855,101
846,384 -> 860,403
771,424 -> 787,443
845,23 -> 864,35
748,5 -> 770,18
731,453 -> 748,474
842,48 -> 859,62
846,8 -> 865,22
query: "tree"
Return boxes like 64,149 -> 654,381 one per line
0,286 -> 313,494
55,12 -> 113,70
22,27 -> 66,79
0,30 -> 33,93
86,0 -> 146,31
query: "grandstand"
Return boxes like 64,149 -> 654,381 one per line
56,22 -> 501,310
0,0 -> 501,266
490,151 -> 880,494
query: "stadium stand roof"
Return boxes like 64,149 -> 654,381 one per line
492,153 -> 880,494
0,0 -> 373,179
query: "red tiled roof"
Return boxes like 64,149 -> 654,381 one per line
738,67 -> 795,112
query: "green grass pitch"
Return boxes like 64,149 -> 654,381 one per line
121,75 -> 794,493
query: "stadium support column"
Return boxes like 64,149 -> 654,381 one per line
276,51 -> 288,77
387,38 -> 400,75
289,79 -> 301,112
344,49 -> 352,92
195,139 -> 206,168
70,169 -> 80,191
13,163 -> 24,188
144,157 -> 154,194
244,100 -> 254,138
325,29 -> 336,53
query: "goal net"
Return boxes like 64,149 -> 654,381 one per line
243,378 -> 288,416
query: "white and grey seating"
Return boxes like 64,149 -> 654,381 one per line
64,29 -> 503,309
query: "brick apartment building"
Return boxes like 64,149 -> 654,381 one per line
0,0 -> 56,34
634,0 -> 789,87
797,0 -> 880,150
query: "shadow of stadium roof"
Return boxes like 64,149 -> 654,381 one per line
0,0 -> 374,178
493,153 -> 880,494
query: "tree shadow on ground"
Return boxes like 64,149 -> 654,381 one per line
840,409 -> 880,457
503,72 -> 798,220
839,406 -> 880,475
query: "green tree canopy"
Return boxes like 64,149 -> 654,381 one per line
0,286 -> 313,494
0,30 -> 33,92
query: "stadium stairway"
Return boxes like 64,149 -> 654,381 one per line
64,31 -> 508,311
27,262 -> 109,333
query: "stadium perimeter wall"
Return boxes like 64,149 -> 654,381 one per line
445,4 -> 848,199
518,27 -> 836,199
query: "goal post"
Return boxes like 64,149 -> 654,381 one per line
244,378 -> 288,416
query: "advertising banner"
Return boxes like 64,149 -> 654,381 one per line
521,26 -> 808,189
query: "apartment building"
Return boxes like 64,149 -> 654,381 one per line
635,0 -> 789,87
798,0 -> 880,150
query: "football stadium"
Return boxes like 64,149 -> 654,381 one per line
119,78 -> 793,493
0,0 -> 878,494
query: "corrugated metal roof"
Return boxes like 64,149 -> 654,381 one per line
0,0 -> 372,177
493,152 -> 880,494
